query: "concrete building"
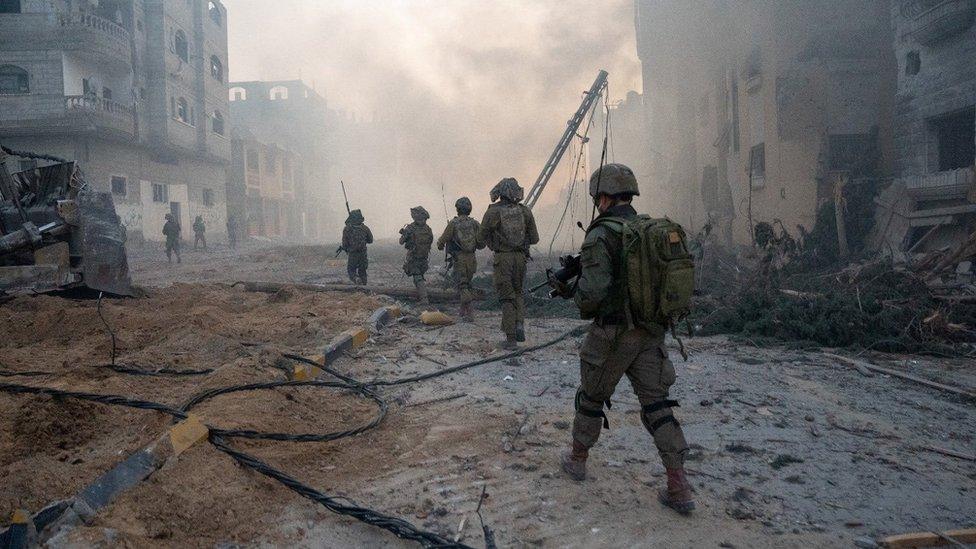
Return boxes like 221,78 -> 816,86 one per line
0,0 -> 231,243
228,129 -> 306,239
886,0 -> 975,251
228,80 -> 332,241
633,0 -> 896,246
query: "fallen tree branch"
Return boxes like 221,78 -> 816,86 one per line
820,353 -> 975,400
918,445 -> 976,462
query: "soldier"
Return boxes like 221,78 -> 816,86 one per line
399,206 -> 434,304
437,196 -> 483,321
341,209 -> 373,285
192,215 -> 207,251
555,164 -> 695,514
162,213 -> 181,264
226,214 -> 238,250
479,178 -> 539,349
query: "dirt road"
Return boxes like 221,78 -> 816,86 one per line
2,242 -> 973,547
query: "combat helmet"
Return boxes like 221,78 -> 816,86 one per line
495,178 -> 523,203
346,209 -> 364,224
455,196 -> 472,215
410,206 -> 430,222
588,163 -> 639,197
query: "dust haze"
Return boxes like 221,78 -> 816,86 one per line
223,0 -> 640,232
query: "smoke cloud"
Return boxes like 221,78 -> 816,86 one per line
223,0 -> 640,233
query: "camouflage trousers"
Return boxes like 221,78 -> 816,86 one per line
347,251 -> 368,284
492,251 -> 526,337
453,252 -> 477,306
572,322 -> 689,469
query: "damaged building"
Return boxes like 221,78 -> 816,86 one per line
878,0 -> 976,254
633,0 -> 896,247
228,80 -> 333,241
0,0 -> 231,243
227,129 -> 306,240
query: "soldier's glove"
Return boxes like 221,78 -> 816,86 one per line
549,277 -> 574,300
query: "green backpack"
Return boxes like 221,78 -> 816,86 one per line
595,215 -> 695,329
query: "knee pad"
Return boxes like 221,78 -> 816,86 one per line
640,399 -> 680,434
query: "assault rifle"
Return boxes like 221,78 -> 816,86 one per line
529,253 -> 581,298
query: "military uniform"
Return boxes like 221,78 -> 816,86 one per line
437,197 -> 483,320
559,163 -> 695,515
192,216 -> 206,251
400,206 -> 434,303
479,178 -> 539,347
162,215 -> 181,263
342,209 -> 373,285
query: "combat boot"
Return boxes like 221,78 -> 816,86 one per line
560,440 -> 588,481
498,335 -> 518,350
515,321 -> 525,342
658,467 -> 696,514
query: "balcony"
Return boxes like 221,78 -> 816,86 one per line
901,166 -> 974,201
901,0 -> 976,46
56,13 -> 132,71
0,94 -> 135,139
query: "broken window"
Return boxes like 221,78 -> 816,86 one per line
749,143 -> 766,187
176,98 -> 189,124
264,149 -> 277,173
111,176 -> 127,196
905,51 -> 921,76
202,188 -> 215,207
270,86 -> 288,101
212,110 -> 225,135
174,30 -> 188,63
229,87 -> 246,101
152,183 -> 168,203
102,87 -> 113,100
208,1 -> 222,26
0,0 -> 21,14
0,65 -> 29,95
246,149 -> 259,171
210,56 -> 223,82
930,107 -> 975,172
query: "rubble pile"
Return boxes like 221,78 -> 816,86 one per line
693,235 -> 976,355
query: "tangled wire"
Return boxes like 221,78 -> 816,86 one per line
0,323 -> 586,547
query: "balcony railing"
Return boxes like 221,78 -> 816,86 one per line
65,95 -> 133,118
901,0 -> 976,45
901,166 -> 974,200
57,12 -> 130,43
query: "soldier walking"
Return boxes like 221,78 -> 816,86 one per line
400,206 -> 434,305
553,164 -> 696,514
226,214 -> 238,250
162,213 -> 181,264
192,215 -> 207,251
437,196 -> 483,321
341,209 -> 373,285
479,178 -> 538,349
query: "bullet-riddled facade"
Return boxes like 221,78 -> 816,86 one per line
0,0 -> 231,243
634,0 -> 895,246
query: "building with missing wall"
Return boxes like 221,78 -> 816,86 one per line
0,0 -> 230,243
633,0 -> 896,247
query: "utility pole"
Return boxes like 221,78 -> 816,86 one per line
523,70 -> 608,210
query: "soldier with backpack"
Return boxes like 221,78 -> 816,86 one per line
437,196 -> 484,321
400,206 -> 434,305
551,163 -> 697,515
342,209 -> 373,285
479,178 -> 539,349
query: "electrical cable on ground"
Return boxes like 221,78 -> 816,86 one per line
0,322 -> 587,548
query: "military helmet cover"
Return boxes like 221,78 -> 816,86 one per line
496,177 -> 524,202
455,196 -> 472,214
347,209 -> 364,224
410,206 -> 430,221
165,213 -> 173,220
588,163 -> 639,197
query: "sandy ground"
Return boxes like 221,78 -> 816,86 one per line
2,241 -> 974,548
